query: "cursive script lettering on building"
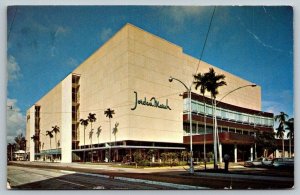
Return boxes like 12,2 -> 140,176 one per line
131,91 -> 171,110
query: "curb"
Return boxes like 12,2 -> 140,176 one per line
195,172 -> 294,182
60,170 -> 209,189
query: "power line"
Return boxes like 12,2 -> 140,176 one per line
194,6 -> 216,76
8,7 -> 18,42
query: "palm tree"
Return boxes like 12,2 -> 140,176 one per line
112,122 -> 119,162
51,125 -> 60,160
104,108 -> 115,162
87,113 -> 96,163
89,128 -> 94,162
96,126 -> 102,147
193,72 -> 209,169
204,67 -> 227,169
275,112 -> 288,158
285,118 -> 294,158
31,134 -> 39,154
88,113 -> 97,148
46,130 -> 54,162
80,118 -> 89,162
89,128 -> 94,146
96,125 -> 102,162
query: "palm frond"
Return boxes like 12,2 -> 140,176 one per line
88,113 -> 97,123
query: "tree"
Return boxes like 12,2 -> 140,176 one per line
275,112 -> 288,158
14,133 -> 26,151
285,118 -> 294,158
96,126 -> 102,147
147,149 -> 157,162
112,122 -> 119,146
51,125 -> 60,160
204,67 -> 227,169
88,113 -> 96,162
80,118 -> 89,162
51,126 -> 60,149
88,113 -> 97,147
104,108 -> 115,162
7,143 -> 16,161
96,126 -> 102,162
180,151 -> 189,163
46,130 -> 54,161
89,128 -> 94,162
31,134 -> 39,154
112,122 -> 119,162
255,131 -> 277,157
193,72 -> 209,169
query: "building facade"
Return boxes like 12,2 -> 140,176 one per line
26,23 -> 274,163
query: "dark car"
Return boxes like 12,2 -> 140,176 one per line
271,158 -> 294,169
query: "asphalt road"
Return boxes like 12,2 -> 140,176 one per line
7,162 -> 294,190
8,166 -> 205,190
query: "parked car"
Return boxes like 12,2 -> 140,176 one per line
244,157 -> 272,167
271,158 -> 294,169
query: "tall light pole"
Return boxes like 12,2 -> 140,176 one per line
213,84 -> 257,168
169,76 -> 194,174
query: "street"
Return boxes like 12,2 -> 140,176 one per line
7,166 -> 203,190
7,162 -> 294,190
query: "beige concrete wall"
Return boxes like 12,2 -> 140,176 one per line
26,106 -> 35,161
36,83 -> 62,151
61,74 -> 72,162
73,25 -> 130,146
127,24 -> 184,143
182,54 -> 261,110
126,24 -> 260,143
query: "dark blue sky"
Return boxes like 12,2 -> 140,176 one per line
6,6 -> 293,141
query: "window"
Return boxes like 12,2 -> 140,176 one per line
183,98 -> 273,127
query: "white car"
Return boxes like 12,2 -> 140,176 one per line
244,157 -> 272,167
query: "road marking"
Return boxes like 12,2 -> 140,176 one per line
60,170 -> 76,174
93,186 -> 105,189
114,176 -> 210,189
70,171 -> 209,189
55,179 -> 87,187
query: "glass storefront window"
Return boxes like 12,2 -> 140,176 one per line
185,98 -> 274,127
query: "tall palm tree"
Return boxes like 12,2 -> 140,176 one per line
80,118 -> 89,162
46,130 -> 54,162
51,125 -> 60,160
89,129 -> 94,162
88,113 -> 97,148
285,118 -> 294,158
51,126 -> 60,149
112,122 -> 119,162
96,126 -> 102,147
112,122 -> 119,145
193,72 -> 209,169
88,113 -> 96,163
104,108 -> 115,162
31,134 -> 39,154
89,128 -> 94,147
204,67 -> 227,169
275,112 -> 288,158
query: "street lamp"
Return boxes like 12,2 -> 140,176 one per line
169,76 -> 194,174
214,84 -> 257,168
